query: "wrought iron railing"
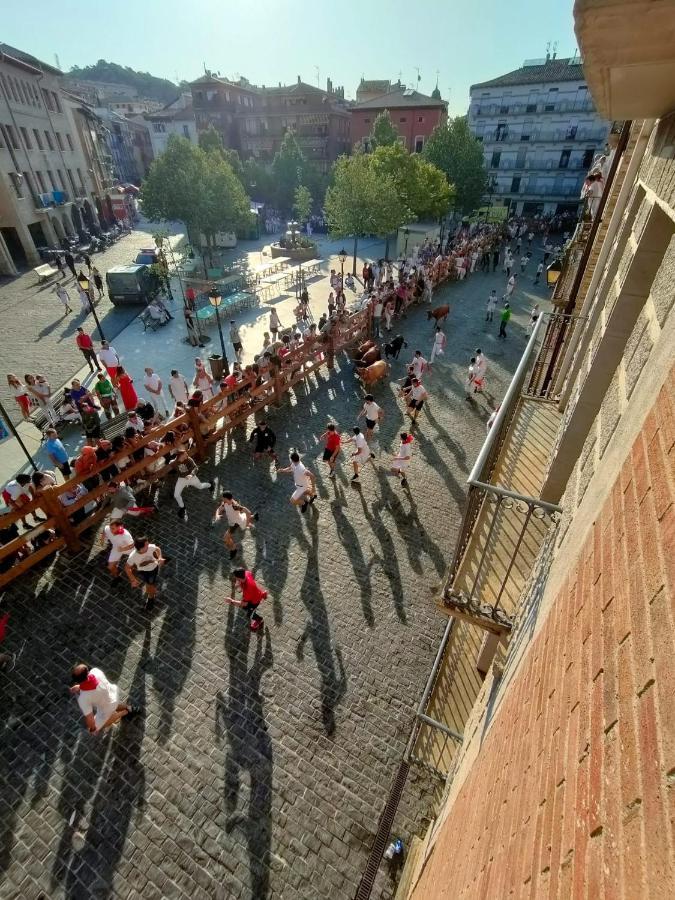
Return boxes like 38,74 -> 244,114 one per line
524,312 -> 587,401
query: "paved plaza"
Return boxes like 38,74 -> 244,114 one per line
0,243 -> 549,899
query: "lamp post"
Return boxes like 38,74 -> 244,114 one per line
403,227 -> 410,257
77,275 -> 106,342
208,286 -> 230,375
338,247 -> 347,291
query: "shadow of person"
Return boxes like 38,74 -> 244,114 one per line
328,500 -> 374,626
356,490 -> 407,624
215,615 -> 273,900
59,632 -> 148,899
295,528 -> 347,736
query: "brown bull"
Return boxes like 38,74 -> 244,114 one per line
427,305 -> 450,326
355,347 -> 381,368
357,360 -> 389,386
354,339 -> 376,360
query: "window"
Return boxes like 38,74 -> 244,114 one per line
77,167 -> 85,190
67,169 -> 76,194
183,124 -> 190,137
66,133 -> 74,151
6,125 -> 19,149
526,103 -> 537,113
35,170 -> 46,192
418,116 -> 424,123
44,130 -> 54,150
520,132 -> 531,142
399,116 -> 407,123
56,169 -> 65,189
364,118 -> 370,124
566,125 -> 578,140
19,126 -> 32,149
152,122 -> 166,133
414,136 -> 424,153
544,102 -> 556,112
491,151 -> 501,168
582,148 -> 595,168
495,123 -> 508,142
32,128 -> 43,150
47,169 -> 57,190
55,132 -> 64,151
52,91 -> 61,113
499,105 -> 509,114
511,176 -> 521,193
559,149 -> 571,169
9,172 -> 23,198
41,88 -> 54,111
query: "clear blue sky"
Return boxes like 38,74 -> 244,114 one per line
2,0 -> 578,115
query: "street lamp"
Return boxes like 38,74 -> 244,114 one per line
77,275 -> 106,342
338,247 -> 347,289
546,258 -> 563,288
208,286 -> 230,375
403,227 -> 410,257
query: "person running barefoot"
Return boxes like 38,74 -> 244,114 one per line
101,521 -> 135,580
224,566 -> 268,631
318,422 -> 341,477
276,451 -> 317,512
214,491 -> 258,559
357,394 -> 383,444
125,536 -> 168,611
390,432 -> 414,487
344,426 -> 372,482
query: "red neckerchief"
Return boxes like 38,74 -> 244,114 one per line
79,673 -> 99,691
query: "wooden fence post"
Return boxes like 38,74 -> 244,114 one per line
186,406 -> 208,461
40,486 -> 82,553
326,334 -> 335,370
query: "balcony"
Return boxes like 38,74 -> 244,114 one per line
482,127 -> 608,145
575,0 -> 675,119
52,190 -> 69,206
407,317 -> 580,776
472,99 -> 596,118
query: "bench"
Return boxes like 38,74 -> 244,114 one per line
29,387 -> 78,432
34,263 -> 59,284
139,308 -> 162,332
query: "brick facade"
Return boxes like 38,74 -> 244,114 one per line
409,368 -> 675,899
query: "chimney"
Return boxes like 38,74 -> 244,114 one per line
297,75 -> 301,84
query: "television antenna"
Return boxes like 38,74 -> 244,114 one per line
314,65 -> 320,88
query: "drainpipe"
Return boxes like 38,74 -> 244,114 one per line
556,118 -> 655,409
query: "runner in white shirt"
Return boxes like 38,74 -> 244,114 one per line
214,490 -> 258,559
143,367 -> 168,416
411,350 -> 427,379
344,426 -> 373,482
125,536 -> 168,610
390,432 -> 414,487
429,327 -> 446,367
466,357 -> 482,399
101,521 -> 135,578
358,394 -> 383,441
506,274 -> 517,297
403,378 -> 429,423
276,451 -> 317,512
474,348 -> 488,386
70,663 -> 138,734
168,370 -> 189,407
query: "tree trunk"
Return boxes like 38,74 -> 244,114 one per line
352,235 -> 358,276
384,236 -> 390,261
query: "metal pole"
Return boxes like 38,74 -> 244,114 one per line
0,400 -> 38,471
90,301 -> 106,343
214,303 -> 227,360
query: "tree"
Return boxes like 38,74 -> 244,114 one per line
370,143 -> 453,222
293,185 -> 313,223
369,111 -> 399,149
67,60 -> 178,103
200,153 -> 251,261
324,154 -> 404,273
423,116 -> 487,215
198,126 -> 245,182
271,131 -> 306,212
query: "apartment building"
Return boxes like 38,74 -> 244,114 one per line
94,107 -> 144,185
384,3 -> 675,898
191,74 -> 350,170
140,94 -> 197,158
0,44 -> 107,274
351,82 -> 447,153
469,55 -> 610,215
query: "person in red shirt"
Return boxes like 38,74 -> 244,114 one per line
318,422 -> 341,478
224,567 -> 267,631
75,327 -> 99,373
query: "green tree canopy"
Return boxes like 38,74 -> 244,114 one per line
369,111 -> 399,148
198,125 -> 245,182
67,60 -> 178,103
370,143 -> 453,221
293,185 -> 313,222
271,131 -> 306,212
423,116 -> 487,214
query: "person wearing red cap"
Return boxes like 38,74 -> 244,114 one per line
70,663 -> 139,733
224,567 -> 267,631
390,432 -> 414,487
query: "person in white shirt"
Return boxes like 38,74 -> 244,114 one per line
214,490 -> 258,559
358,394 -> 383,441
143,367 -> 168,416
98,341 -> 120,379
520,254 -> 530,273
168,369 -> 189,406
486,290 -> 497,322
411,350 -> 427,379
343,426 -> 373,482
403,378 -> 429,422
372,297 -> 384,338
125,535 -> 168,609
30,375 -> 58,425
229,322 -> 243,359
276,451 -> 317,511
390,432 -> 414,487
70,663 -> 138,734
54,284 -> 72,315
101,521 -> 135,577
193,359 -> 213,399
534,261 -> 544,285
506,274 -> 517,297
474,348 -> 488,388
429,327 -> 446,367
528,304 -> 541,335
174,451 -> 214,519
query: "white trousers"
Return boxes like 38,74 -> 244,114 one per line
174,475 -> 211,508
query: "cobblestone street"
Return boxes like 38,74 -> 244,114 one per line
0,259 -> 548,899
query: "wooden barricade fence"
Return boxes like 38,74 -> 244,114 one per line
0,310 -> 371,591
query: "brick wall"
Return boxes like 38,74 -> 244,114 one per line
409,369 -> 675,900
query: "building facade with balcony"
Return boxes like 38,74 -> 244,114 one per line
0,44 -> 108,273
350,83 -> 447,152
190,74 -> 257,154
376,5 -> 675,898
469,55 -> 611,216
94,107 -> 142,185
139,94 -> 197,159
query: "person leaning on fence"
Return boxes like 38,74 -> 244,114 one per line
106,481 -> 156,521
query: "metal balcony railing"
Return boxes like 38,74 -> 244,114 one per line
472,99 -> 596,118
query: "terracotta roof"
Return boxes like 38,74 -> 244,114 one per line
471,58 -> 586,90
0,43 -> 61,75
358,79 -> 391,92
352,88 -> 446,110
